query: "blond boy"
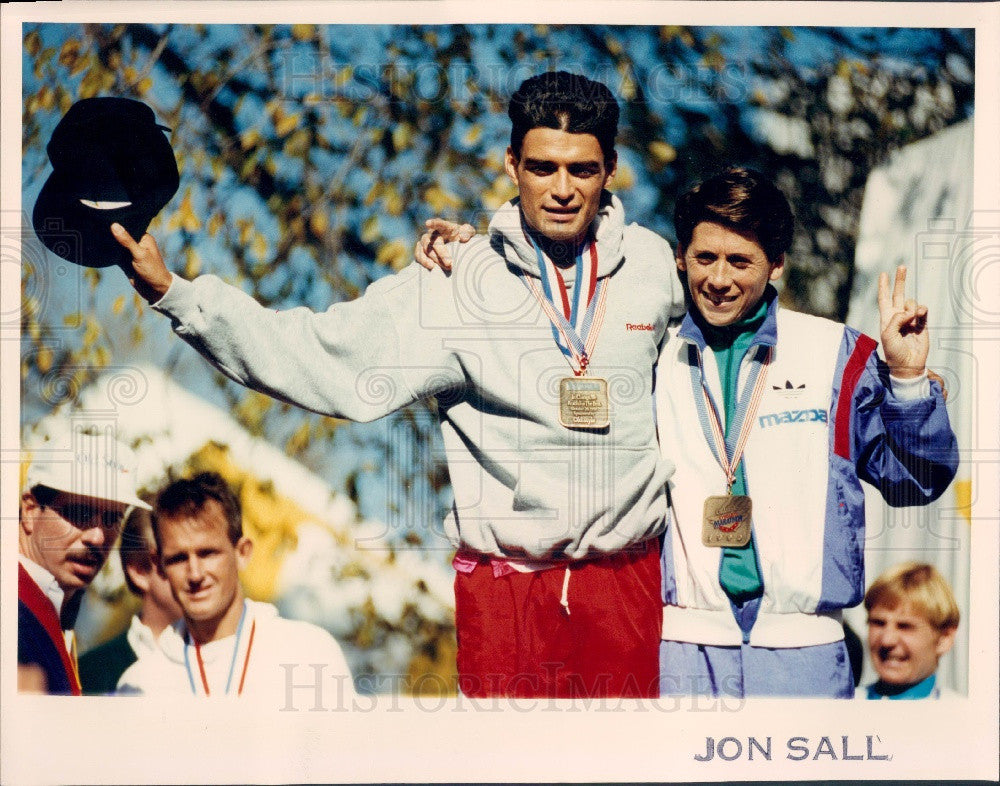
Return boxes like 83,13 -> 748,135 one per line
863,562 -> 960,699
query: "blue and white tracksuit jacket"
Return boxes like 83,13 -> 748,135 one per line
655,300 -> 958,651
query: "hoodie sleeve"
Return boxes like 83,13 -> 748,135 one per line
833,328 -> 958,506
152,264 -> 465,423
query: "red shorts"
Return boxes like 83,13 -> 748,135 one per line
453,538 -> 661,698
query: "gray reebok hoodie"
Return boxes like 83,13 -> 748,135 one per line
154,193 -> 684,560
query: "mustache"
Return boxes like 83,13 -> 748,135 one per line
64,546 -> 106,567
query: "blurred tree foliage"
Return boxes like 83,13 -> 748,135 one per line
22,23 -> 974,544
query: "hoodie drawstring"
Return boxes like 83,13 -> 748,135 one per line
559,564 -> 571,615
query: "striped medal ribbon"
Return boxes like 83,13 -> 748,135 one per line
183,600 -> 257,697
518,235 -> 610,429
687,343 -> 774,547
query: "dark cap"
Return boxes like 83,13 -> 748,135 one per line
32,97 -> 180,268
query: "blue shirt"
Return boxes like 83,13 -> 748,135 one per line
866,673 -> 939,699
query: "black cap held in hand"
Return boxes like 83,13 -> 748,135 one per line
32,97 -> 180,268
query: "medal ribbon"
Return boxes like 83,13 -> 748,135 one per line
688,343 -> 773,490
183,600 -> 256,696
520,238 -> 607,375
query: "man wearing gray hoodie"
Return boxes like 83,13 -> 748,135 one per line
112,71 -> 685,698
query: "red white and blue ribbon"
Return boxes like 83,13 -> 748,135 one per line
183,600 -> 256,697
520,236 -> 607,376
687,343 -> 773,490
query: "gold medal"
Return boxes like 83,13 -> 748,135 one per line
559,376 -> 610,429
702,494 -> 753,547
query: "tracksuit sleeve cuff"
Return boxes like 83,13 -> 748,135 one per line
889,370 -> 930,401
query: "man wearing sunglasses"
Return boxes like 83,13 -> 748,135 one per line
18,431 -> 150,694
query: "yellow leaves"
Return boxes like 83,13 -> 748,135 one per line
423,185 -> 462,214
463,124 -> 483,146
267,98 -> 300,138
361,215 -> 380,244
287,215 -> 306,242
36,346 -> 53,374
392,122 -> 414,151
79,64 -> 115,99
234,390 -> 274,435
284,128 -> 310,158
285,421 -> 313,456
29,85 -> 56,113
94,344 -> 110,369
648,140 -> 677,166
24,30 -> 41,57
240,128 -> 263,150
58,39 -> 81,68
112,295 -> 126,315
482,173 -> 517,211
189,71 -> 221,95
309,209 -> 329,238
275,112 -> 301,138
183,247 -> 201,279
609,163 -> 635,191
619,74 -> 637,101
168,190 -> 202,233
84,267 -> 100,291
291,24 -> 316,42
251,232 -> 268,261
376,239 -> 410,271
82,313 -> 101,347
702,50 -> 725,72
208,213 -> 225,238
660,26 -> 694,47
384,187 -> 403,216
237,219 -> 254,246
406,633 -> 459,696
240,154 -> 259,181
367,182 -> 403,216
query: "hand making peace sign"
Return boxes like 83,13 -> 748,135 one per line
878,265 -> 928,380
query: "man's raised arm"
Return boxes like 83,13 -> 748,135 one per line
109,224 -> 462,422
112,223 -> 173,304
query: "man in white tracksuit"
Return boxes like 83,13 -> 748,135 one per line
655,168 -> 958,697
111,72 -> 686,698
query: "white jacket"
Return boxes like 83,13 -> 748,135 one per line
656,301 -> 957,648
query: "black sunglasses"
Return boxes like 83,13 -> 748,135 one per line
44,501 -> 123,531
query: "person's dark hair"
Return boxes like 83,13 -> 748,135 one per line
118,505 -> 157,596
508,71 -> 619,162
153,471 -> 242,549
674,167 -> 794,264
